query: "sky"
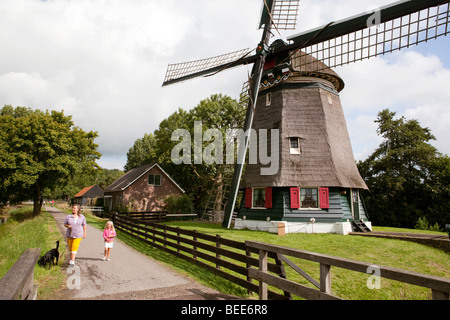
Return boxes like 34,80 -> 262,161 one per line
0,0 -> 449,170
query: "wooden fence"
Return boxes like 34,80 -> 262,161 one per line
247,241 -> 450,300
0,248 -> 40,300
112,213 -> 450,300
118,211 -> 198,222
81,206 -> 104,214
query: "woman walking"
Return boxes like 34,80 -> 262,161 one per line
64,203 -> 87,266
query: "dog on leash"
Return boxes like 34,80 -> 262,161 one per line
38,241 -> 60,269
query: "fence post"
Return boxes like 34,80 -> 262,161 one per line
320,263 -> 332,294
246,249 -> 253,297
177,227 -> 181,253
153,225 -> 156,244
258,249 -> 268,300
163,225 -> 167,248
193,230 -> 198,260
0,248 -> 41,300
216,235 -> 221,270
432,289 -> 450,300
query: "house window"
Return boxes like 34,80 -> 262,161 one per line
245,188 -> 273,209
289,137 -> 300,154
300,188 -> 319,208
253,188 -> 266,208
291,187 -> 330,210
148,174 -> 161,186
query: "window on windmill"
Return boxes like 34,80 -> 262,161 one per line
300,188 -> 319,208
252,188 -> 266,208
148,174 -> 161,186
327,91 -> 333,105
289,137 -> 300,154
266,93 -> 272,106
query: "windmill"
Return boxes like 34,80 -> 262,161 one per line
163,0 -> 450,231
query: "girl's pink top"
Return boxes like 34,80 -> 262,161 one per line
103,228 -> 117,243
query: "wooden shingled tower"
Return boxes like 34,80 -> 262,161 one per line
162,0 -> 450,234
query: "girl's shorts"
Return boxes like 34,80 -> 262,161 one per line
67,238 -> 82,253
105,241 -> 114,249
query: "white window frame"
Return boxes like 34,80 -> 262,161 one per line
300,187 -> 320,210
252,187 -> 266,209
148,174 -> 161,186
289,137 -> 300,155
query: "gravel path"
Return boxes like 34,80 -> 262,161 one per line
46,206 -> 238,300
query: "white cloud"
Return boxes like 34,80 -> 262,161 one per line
0,0 -> 448,170
338,50 -> 450,158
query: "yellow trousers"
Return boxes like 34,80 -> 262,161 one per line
67,238 -> 82,254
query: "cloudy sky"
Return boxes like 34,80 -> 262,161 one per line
1,0 -> 449,170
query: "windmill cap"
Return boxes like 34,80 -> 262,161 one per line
290,51 -> 345,92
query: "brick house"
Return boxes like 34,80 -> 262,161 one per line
104,163 -> 184,212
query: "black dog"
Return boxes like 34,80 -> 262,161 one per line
38,241 -> 60,269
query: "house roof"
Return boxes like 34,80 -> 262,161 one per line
104,163 -> 185,193
74,185 -> 104,198
74,185 -> 95,198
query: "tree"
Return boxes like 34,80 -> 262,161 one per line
0,105 -> 101,216
126,94 -> 246,209
124,133 -> 157,172
358,109 -> 450,228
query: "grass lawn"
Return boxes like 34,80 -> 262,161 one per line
0,205 -> 67,300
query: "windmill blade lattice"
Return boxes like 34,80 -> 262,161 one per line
290,1 -> 450,72
260,0 -> 301,30
163,48 -> 252,86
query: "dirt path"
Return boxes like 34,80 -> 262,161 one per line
46,206 -> 238,300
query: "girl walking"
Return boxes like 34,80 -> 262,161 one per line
103,221 -> 117,261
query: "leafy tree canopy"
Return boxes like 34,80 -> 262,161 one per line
358,109 -> 449,228
0,105 -> 101,216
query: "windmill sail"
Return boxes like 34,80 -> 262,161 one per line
163,1 -> 301,87
259,0 -> 301,30
287,0 -> 450,71
163,48 -> 253,86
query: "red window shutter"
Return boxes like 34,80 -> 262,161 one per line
245,188 -> 252,208
265,188 -> 273,209
320,187 -> 330,209
290,187 -> 300,209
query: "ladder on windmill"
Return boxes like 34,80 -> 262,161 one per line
201,164 -> 237,222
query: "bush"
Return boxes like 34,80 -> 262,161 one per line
415,216 -> 442,232
164,195 -> 194,215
